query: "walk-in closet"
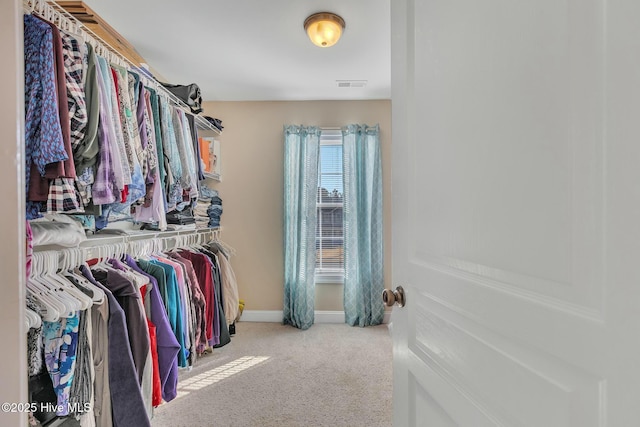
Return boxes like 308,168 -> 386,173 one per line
7,0 -> 393,425
5,0 -> 640,425
20,0 -> 247,424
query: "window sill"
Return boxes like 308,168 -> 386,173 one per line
314,274 -> 344,285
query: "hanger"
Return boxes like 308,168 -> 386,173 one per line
30,252 -> 68,318
25,308 -> 41,330
109,242 -> 153,291
64,247 -> 105,305
24,0 -> 35,14
210,236 -> 236,259
132,239 -> 152,261
27,253 -> 64,322
55,250 -> 94,310
42,251 -> 86,314
91,243 -> 114,272
60,17 -> 86,43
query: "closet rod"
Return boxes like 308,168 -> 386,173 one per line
22,0 -> 219,134
33,227 -> 220,252
32,228 -> 221,272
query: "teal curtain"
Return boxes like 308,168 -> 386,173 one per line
283,125 -> 321,330
342,124 -> 384,327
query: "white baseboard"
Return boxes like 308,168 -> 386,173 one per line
241,310 -> 392,324
315,311 -> 346,323
383,311 -> 392,324
240,310 -> 283,323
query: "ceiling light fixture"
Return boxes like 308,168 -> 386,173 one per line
304,12 -> 345,48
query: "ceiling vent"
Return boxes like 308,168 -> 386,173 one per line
336,80 -> 368,88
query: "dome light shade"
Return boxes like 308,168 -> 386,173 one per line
304,12 -> 345,48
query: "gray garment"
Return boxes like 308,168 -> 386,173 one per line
81,266 -> 151,427
89,290 -> 112,427
140,285 -> 154,419
66,275 -> 96,425
141,351 -> 153,419
68,310 -> 94,423
74,43 -> 100,174
26,294 -> 44,376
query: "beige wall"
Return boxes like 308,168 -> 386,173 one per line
0,1 -> 27,425
201,100 -> 392,312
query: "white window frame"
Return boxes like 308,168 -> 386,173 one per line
315,129 -> 344,284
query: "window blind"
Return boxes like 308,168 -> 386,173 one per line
316,132 -> 344,278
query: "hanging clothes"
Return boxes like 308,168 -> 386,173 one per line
147,258 -> 188,367
177,249 -> 217,347
42,312 -> 79,416
91,264 -> 150,385
124,254 -> 180,404
135,259 -> 180,402
72,42 -> 99,176
24,14 -> 68,220
80,266 -> 151,427
168,252 -> 207,355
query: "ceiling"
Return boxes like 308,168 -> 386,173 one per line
82,0 -> 391,102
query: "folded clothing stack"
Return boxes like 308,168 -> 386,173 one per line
30,213 -> 87,247
166,207 -> 196,225
203,116 -> 224,132
208,194 -> 222,228
193,202 -> 210,229
195,186 -> 223,229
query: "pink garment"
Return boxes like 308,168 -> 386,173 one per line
26,221 -> 33,280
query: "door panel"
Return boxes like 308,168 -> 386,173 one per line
391,0 -> 640,425
410,0 -> 604,310
411,378 -> 458,427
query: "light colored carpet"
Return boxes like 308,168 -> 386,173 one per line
151,322 -> 393,427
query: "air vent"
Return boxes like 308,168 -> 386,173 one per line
336,80 -> 368,88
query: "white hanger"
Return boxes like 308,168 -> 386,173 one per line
42,251 -> 82,313
76,247 -> 106,304
91,243 -> 112,272
25,308 -> 41,330
27,253 -> 63,322
42,251 -> 84,314
64,247 -> 105,305
24,0 -> 35,14
30,252 -> 66,317
54,250 -> 94,310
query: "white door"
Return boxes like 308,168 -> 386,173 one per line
389,0 -> 640,425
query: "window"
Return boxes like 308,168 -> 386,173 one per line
315,130 -> 344,283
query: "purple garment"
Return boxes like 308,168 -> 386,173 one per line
80,266 -> 150,427
124,255 -> 181,402
136,82 -> 149,151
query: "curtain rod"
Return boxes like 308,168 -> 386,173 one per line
23,0 -> 219,133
